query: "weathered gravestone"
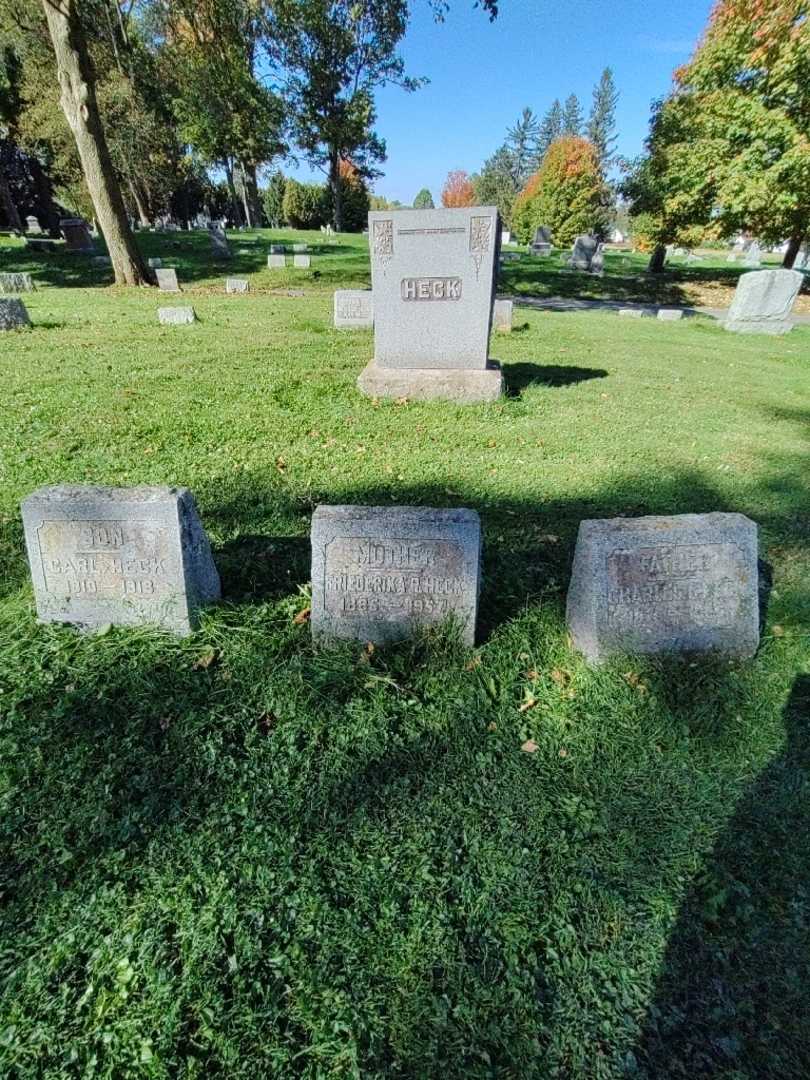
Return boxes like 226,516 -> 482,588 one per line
158,306 -> 195,325
155,268 -> 181,292
533,226 -> 552,245
618,307 -> 652,318
531,243 -> 552,257
225,277 -> 249,293
358,205 -> 503,403
568,234 -> 599,271
209,226 -> 231,260
21,486 -> 220,635
26,216 -> 42,235
566,513 -> 759,662
657,308 -> 684,321
292,243 -> 308,253
501,230 -> 511,245
590,245 -> 605,276
270,244 -> 285,254
59,217 -> 94,253
293,254 -> 311,268
794,245 -> 809,272
148,257 -> 162,269
267,254 -> 285,269
492,299 -> 513,332
744,241 -> 762,268
0,298 -> 31,330
311,505 -> 481,646
334,289 -> 374,329
0,272 -> 34,293
724,268 -> 803,335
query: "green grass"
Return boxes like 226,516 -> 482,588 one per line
0,230 -> 809,1078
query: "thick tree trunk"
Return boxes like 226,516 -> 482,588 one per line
41,0 -> 151,285
330,150 -> 342,233
127,177 -> 151,227
224,159 -> 244,227
782,232 -> 804,269
0,172 -> 23,232
238,162 -> 262,228
648,244 -> 667,273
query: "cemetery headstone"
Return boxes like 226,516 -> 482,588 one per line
567,513 -> 759,662
0,272 -> 34,293
744,241 -> 762,268
724,268 -> 803,335
292,243 -> 308,253
0,298 -> 31,330
270,245 -> 285,254
25,216 -> 42,235
492,299 -> 513,332
148,257 -> 162,269
358,205 -> 503,403
618,307 -> 652,318
209,226 -> 231,260
533,226 -> 552,245
267,254 -> 286,269
311,505 -> 481,646
155,268 -> 180,292
657,308 -> 684,321
726,253 -> 738,263
158,306 -> 195,325
590,244 -> 605,276
225,277 -> 249,293
293,254 -> 311,268
567,234 -> 599,271
59,217 -> 94,253
501,230 -> 511,245
25,238 -> 56,253
334,289 -> 374,329
794,244 -> 809,272
531,243 -> 551,257
21,485 -> 220,635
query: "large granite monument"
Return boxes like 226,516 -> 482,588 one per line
21,486 -> 220,635
724,268 -> 803,335
311,505 -> 481,646
567,513 -> 759,662
357,206 -> 502,403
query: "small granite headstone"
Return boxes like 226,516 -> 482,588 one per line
0,272 -> 34,293
270,245 -> 285,254
225,277 -> 249,293
59,217 -> 94,253
531,242 -> 551,257
334,289 -> 374,329
292,243 -> 308,253
657,308 -> 684,321
567,513 -> 759,662
155,268 -> 180,292
568,234 -> 599,271
501,230 -> 511,245
209,226 -> 231,260
590,245 -> 605,276
21,485 -> 220,635
744,241 -> 762,268
618,307 -> 652,318
148,257 -> 162,269
724,268 -> 803,335
25,216 -> 42,235
0,298 -> 31,330
311,505 -> 481,646
492,299 -> 513,332
158,306 -> 195,325
293,254 -> 310,268
267,254 -> 285,269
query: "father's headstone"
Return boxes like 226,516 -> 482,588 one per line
59,217 -> 94,253
155,267 -> 180,292
567,234 -> 599,271
158,306 -> 195,325
0,298 -> 31,330
358,205 -> 502,403
567,513 -> 759,662
311,505 -> 481,646
209,226 -> 231,260
293,254 -> 310,269
225,277 -> 249,293
744,241 -> 762,268
25,216 -> 42,235
0,272 -> 34,293
21,485 -> 220,635
492,298 -> 513,332
334,289 -> 374,329
723,268 -> 803,335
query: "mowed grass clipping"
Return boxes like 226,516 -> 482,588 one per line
0,230 -> 809,1079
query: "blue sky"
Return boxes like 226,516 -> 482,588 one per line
286,0 -> 713,204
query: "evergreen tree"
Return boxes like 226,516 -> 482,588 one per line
587,67 -> 619,173
538,99 -> 563,160
413,187 -> 434,208
263,170 -> 286,227
505,106 -> 540,188
473,144 -> 516,224
562,93 -> 583,136
513,135 -> 610,245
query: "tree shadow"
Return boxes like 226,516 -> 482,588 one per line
632,674 -> 810,1079
502,362 -> 609,396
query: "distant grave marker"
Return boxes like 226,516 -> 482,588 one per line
225,278 -> 249,293
334,289 -> 373,329
158,306 -> 195,325
0,272 -> 34,293
267,254 -> 285,269
492,299 -> 513,332
155,268 -> 180,292
59,218 -> 94,253
293,254 -> 311,268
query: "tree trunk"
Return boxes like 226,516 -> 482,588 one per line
127,177 -> 151,227
239,162 -> 261,229
224,159 -> 244,227
41,0 -> 151,286
648,244 -> 667,273
330,150 -> 342,233
0,172 -> 23,232
782,232 -> 804,269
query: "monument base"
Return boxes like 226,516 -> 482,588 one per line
357,361 -> 503,404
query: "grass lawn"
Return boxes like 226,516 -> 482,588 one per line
0,230 -> 809,1078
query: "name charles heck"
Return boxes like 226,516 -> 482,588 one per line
401,277 -> 462,301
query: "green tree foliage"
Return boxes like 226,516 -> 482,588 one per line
263,170 -> 286,227
561,93 -> 583,136
505,106 -> 541,188
587,67 -> 619,174
513,135 -> 610,245
282,177 -> 329,229
413,187 -> 434,208
473,145 -> 516,225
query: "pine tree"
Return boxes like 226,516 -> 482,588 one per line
538,99 -> 563,160
505,107 -> 540,188
587,67 -> 619,174
562,93 -> 583,136
413,188 -> 434,208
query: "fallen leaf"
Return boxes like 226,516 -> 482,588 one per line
559,747 -> 568,758
518,697 -> 538,713
193,648 -> 218,670
551,668 -> 571,687
525,668 -> 540,681
293,607 -> 311,625
256,712 -> 275,735
487,721 -> 497,732
521,739 -> 539,753
465,656 -> 482,671
772,624 -> 785,637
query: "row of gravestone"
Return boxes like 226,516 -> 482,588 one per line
19,486 -> 760,664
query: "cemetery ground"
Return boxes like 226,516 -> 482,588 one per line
0,230 -> 808,1078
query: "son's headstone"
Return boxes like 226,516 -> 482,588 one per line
0,298 -> 31,330
492,298 -> 513,332
267,254 -> 285,269
21,485 -> 220,635
0,272 -> 34,293
358,205 -> 502,403
225,277 -> 249,293
334,289 -> 374,329
158,306 -> 195,325
724,268 -> 803,335
567,513 -> 759,662
293,254 -> 310,268
155,267 -> 180,292
311,505 -> 481,646
59,217 -> 94,253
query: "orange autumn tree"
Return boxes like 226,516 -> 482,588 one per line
441,169 -> 476,207
512,135 -> 609,245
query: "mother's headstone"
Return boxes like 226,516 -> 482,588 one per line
21,485 -> 220,635
0,298 -> 31,330
724,268 -> 803,335
567,513 -> 759,662
311,505 -> 481,646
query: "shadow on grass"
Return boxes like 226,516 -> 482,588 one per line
502,362 -> 609,396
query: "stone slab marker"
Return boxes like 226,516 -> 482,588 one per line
21,486 -> 221,635
155,268 -> 180,292
311,506 -> 481,646
657,308 -> 684,321
148,257 -> 162,269
292,243 -> 308,253
226,278 -> 249,293
26,216 -> 42,235
270,245 -> 285,254
358,206 -> 502,403
158,306 -> 196,325
567,513 -> 759,663
492,299 -> 513,332
0,298 -> 31,330
59,217 -> 94,253
293,254 -> 311,268
334,289 -> 373,328
568,234 -> 598,271
724,268 -> 803,335
209,226 -> 231,259
0,272 -> 34,293
267,254 -> 285,269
